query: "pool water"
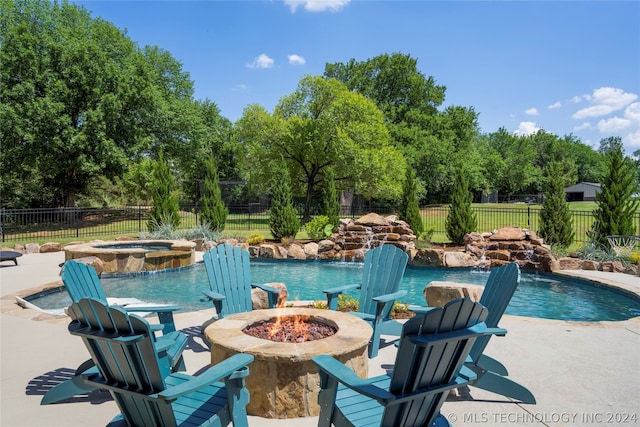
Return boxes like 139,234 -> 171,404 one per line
30,259 -> 640,321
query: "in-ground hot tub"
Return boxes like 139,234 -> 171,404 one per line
205,308 -> 372,419
64,239 -> 196,274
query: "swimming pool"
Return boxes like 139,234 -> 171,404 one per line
29,259 -> 640,321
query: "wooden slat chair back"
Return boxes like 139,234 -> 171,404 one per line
67,298 -> 253,427
313,298 -> 488,427
469,262 -> 520,363
201,244 -> 279,321
323,244 -> 409,358
62,260 -> 108,302
358,244 -> 409,320
62,260 -> 179,333
461,262 -> 536,404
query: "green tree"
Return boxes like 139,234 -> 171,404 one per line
269,164 -> 300,241
236,75 -> 405,221
399,168 -> 424,236
445,168 -> 477,245
200,157 -> 228,231
0,0 -> 204,208
325,53 -> 480,203
538,161 -> 574,247
322,167 -> 341,231
148,152 -> 180,231
589,137 -> 639,247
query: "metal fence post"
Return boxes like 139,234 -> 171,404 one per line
1,207 -> 5,243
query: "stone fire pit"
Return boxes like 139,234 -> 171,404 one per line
204,308 -> 371,418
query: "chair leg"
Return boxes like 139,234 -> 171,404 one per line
476,354 -> 509,376
40,365 -> 99,405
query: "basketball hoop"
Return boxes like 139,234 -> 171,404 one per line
607,235 -> 640,257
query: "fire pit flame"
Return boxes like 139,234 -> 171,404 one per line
244,314 -> 337,343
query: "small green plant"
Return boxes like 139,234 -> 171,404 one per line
305,215 -> 332,241
182,223 -> 221,242
311,300 -> 328,310
415,228 -> 435,249
337,294 -> 359,312
391,301 -> 414,319
629,251 -> 640,265
246,233 -> 266,245
141,215 -> 180,239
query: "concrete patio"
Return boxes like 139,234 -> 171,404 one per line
1,251 -> 639,426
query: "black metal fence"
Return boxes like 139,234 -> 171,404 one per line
1,205 -> 637,244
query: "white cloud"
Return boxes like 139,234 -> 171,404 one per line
626,130 -> 640,149
591,102 -> 640,151
288,54 -> 306,65
525,108 -> 539,116
571,95 -> 585,103
572,87 -> 638,119
625,102 -> 640,122
573,122 -> 592,132
247,53 -> 274,69
547,101 -> 562,110
597,116 -> 631,133
514,121 -> 540,136
285,0 -> 350,13
232,84 -> 248,92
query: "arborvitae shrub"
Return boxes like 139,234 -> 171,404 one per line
148,152 -> 180,231
589,138 -> 639,248
200,157 -> 228,232
269,165 -> 300,241
322,167 -> 341,231
539,161 -> 574,247
445,168 -> 476,245
399,168 -> 424,236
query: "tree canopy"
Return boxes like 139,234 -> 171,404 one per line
0,0 -> 231,208
235,75 -> 405,221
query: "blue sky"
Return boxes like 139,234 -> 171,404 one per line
75,0 -> 640,155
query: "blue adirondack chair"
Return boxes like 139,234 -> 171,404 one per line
312,298 -> 488,427
411,262 -> 535,404
61,260 -> 180,333
201,244 -> 280,323
323,244 -> 409,358
41,260 -> 187,405
66,298 -> 254,427
461,262 -> 536,404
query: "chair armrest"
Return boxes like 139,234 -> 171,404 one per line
322,283 -> 360,295
371,290 -> 407,318
485,327 -> 507,337
201,289 -> 226,302
323,284 -> 360,310
312,355 -> 395,404
150,323 -> 164,333
252,282 -> 280,294
252,283 -> 280,308
121,304 -> 181,313
158,354 -> 254,401
372,290 -> 407,305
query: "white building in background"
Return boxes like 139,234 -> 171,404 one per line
564,182 -> 601,201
